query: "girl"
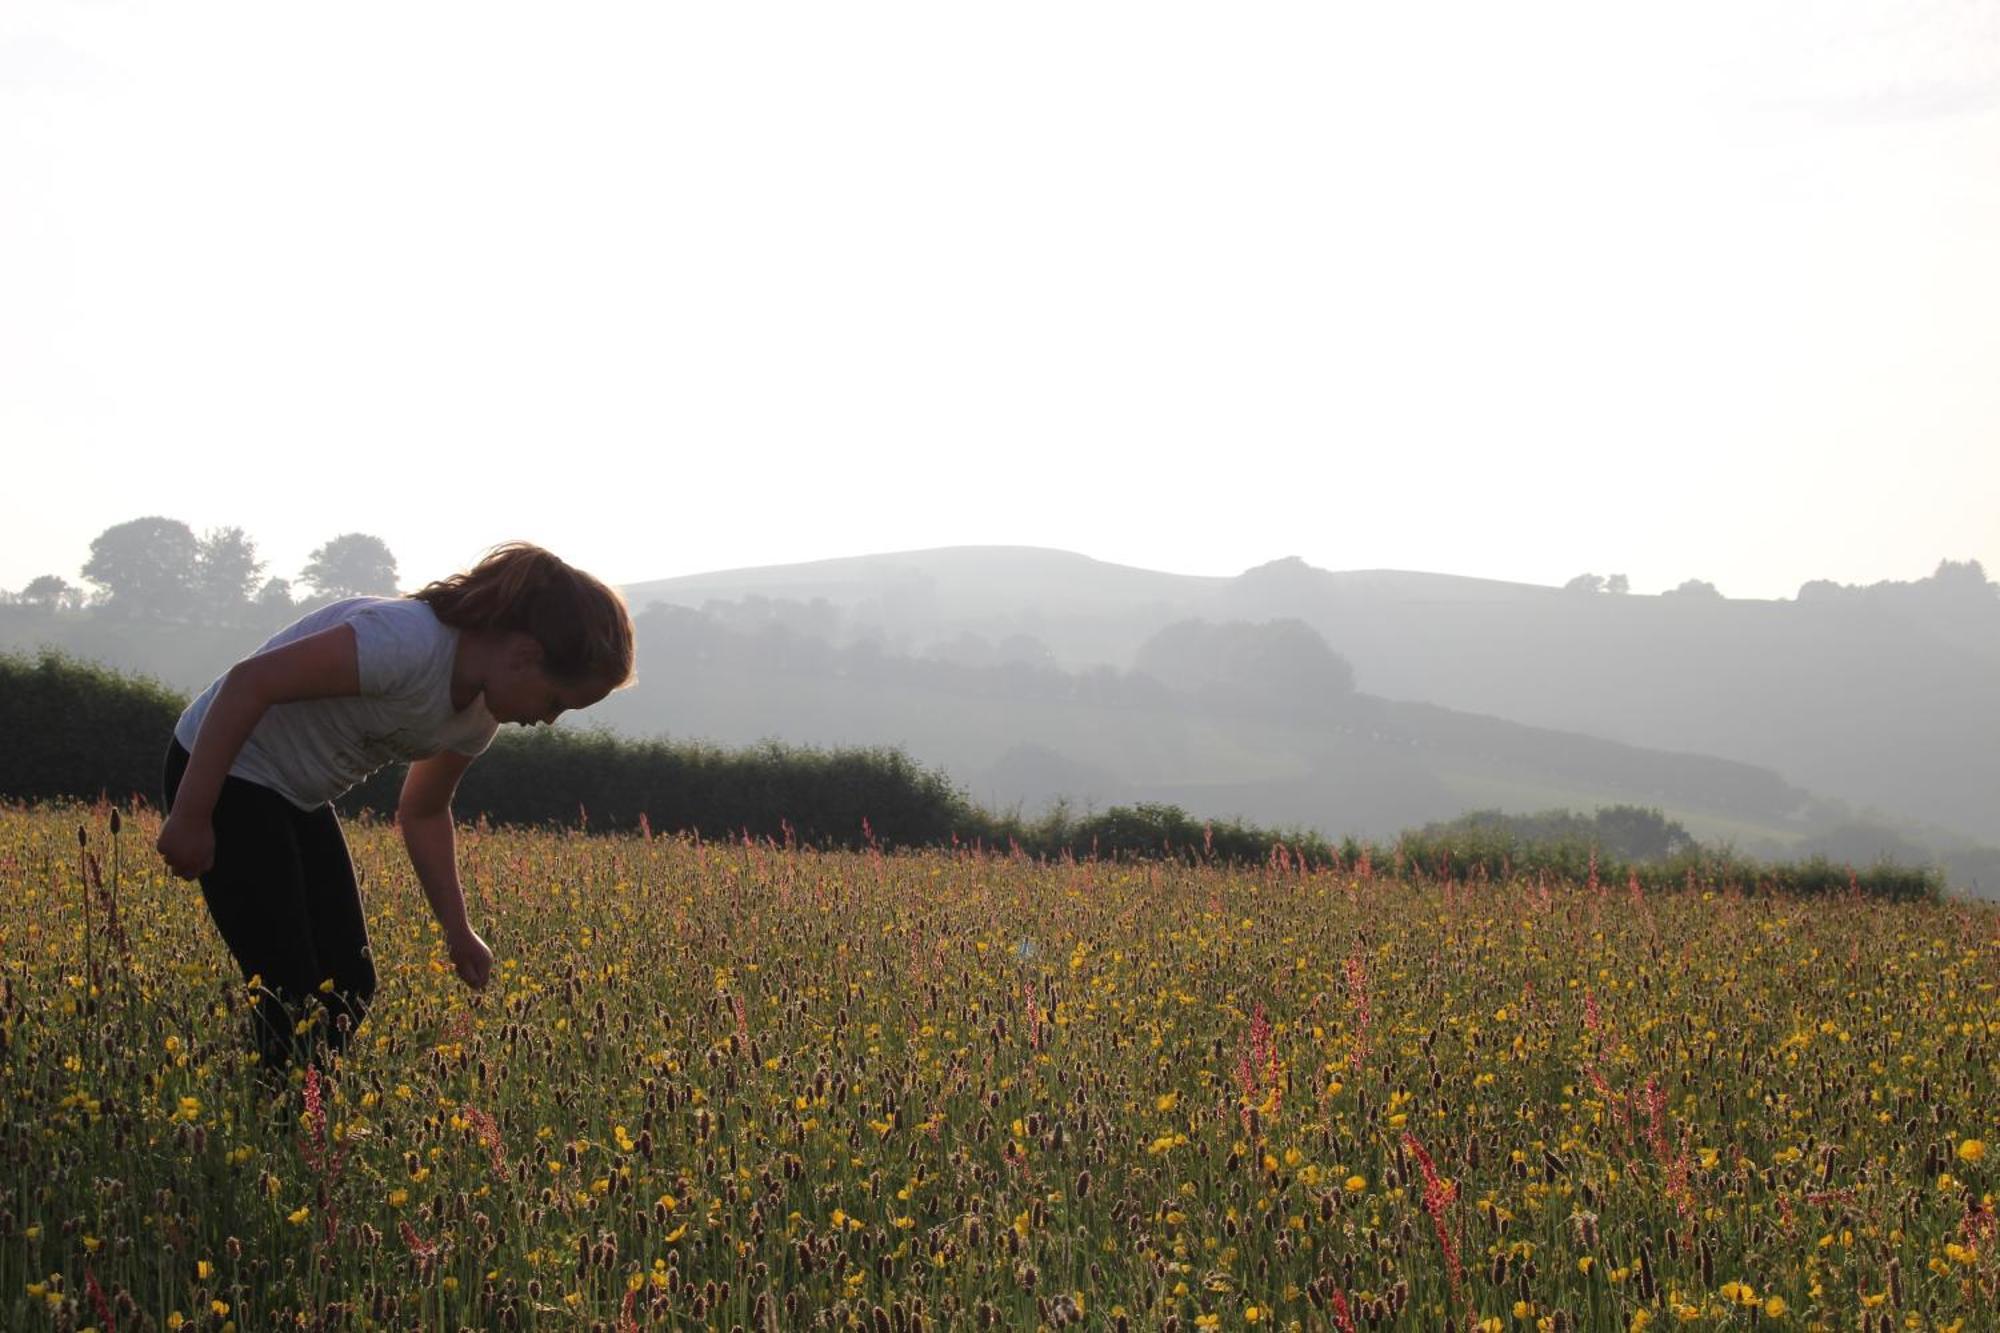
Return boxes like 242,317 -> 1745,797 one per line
157,542 -> 634,1071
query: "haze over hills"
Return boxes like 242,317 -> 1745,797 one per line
583,594 -> 1820,851
624,546 -> 2000,848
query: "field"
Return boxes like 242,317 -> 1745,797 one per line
3,804 -> 1996,1332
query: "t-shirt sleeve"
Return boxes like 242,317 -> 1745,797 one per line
347,601 -> 435,702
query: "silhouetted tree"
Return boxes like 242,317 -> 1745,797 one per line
82,517 -> 200,618
256,576 -> 294,611
1563,573 -> 1605,594
300,533 -> 399,599
1929,558 -> 1995,600
1606,574 -> 1630,595
1135,618 -> 1354,716
193,526 -> 265,625
1592,804 -> 1695,860
1665,578 -> 1723,598
18,575 -> 77,611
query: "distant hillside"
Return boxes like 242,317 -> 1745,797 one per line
583,600 -> 1823,848
624,547 -> 2000,844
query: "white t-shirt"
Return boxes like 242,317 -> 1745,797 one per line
175,597 -> 500,810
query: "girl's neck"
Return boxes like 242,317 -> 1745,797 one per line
450,631 -> 501,713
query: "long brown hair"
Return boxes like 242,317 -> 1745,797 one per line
413,543 -> 634,689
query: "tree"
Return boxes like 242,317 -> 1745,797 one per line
193,526 -> 265,625
81,517 -> 200,618
1665,578 -> 1722,598
1563,573 -> 1605,594
1929,558 -> 1996,601
1592,805 -> 1696,860
18,575 -> 75,611
1606,574 -> 1630,595
300,533 -> 399,599
1135,617 -> 1355,715
256,576 -> 294,610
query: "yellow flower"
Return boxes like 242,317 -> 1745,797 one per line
1345,1175 -> 1367,1193
1957,1139 -> 1986,1165
388,1189 -> 408,1208
1244,1307 -> 1262,1323
1763,1295 -> 1787,1318
287,1206 -> 310,1225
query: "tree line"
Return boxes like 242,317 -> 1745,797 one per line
3,519 -> 401,626
1559,559 -> 1995,602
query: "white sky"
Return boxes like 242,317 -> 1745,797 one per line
3,1 -> 1997,601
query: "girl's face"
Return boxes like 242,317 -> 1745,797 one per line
486,634 -> 610,726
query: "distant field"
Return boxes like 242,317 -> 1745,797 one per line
4,804 -> 1995,1331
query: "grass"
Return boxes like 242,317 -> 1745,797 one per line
4,801 -> 1995,1331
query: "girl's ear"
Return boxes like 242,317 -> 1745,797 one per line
506,632 -> 545,671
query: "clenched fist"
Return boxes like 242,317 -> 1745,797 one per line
157,812 -> 215,879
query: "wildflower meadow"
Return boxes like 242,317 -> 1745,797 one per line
3,801 -> 1995,1332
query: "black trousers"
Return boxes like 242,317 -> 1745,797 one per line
163,739 -> 377,1070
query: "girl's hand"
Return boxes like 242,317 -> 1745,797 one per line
157,812 -> 215,879
448,926 -> 493,991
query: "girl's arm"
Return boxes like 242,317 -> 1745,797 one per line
158,624 -> 362,877
399,749 -> 492,990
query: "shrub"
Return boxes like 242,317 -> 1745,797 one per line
0,650 -> 187,806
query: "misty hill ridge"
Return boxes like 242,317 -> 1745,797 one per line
625,546 -> 1556,621
622,546 -> 2000,843
588,594 -> 1817,856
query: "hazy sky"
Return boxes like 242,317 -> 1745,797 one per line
4,1 -> 1996,601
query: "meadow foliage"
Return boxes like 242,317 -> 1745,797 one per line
3,802 -> 1994,1331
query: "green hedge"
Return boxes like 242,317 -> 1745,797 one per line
0,650 -> 186,806
1387,824 -> 1940,901
339,729 -> 973,851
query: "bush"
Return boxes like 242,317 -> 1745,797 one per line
338,729 -> 975,851
0,650 -> 187,806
